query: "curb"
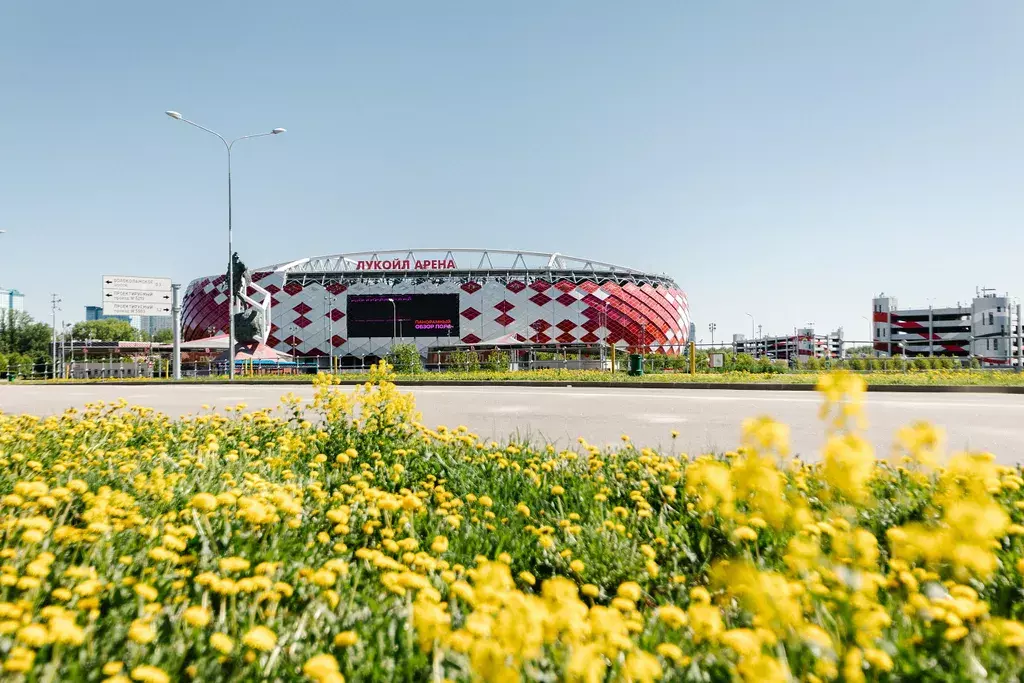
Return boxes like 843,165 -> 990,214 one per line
12,379 -> 1024,394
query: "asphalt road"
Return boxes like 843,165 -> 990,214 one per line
2,384 -> 1024,462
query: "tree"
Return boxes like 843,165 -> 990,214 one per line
153,328 -> 175,344
72,318 -> 138,342
0,310 -> 53,357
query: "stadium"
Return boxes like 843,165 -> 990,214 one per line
181,249 -> 690,364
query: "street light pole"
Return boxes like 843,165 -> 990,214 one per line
325,291 -> 333,371
387,298 -> 397,351
165,111 -> 285,381
745,312 -> 754,356
50,294 -> 61,379
708,322 -> 717,348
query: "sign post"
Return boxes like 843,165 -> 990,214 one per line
172,284 -> 182,380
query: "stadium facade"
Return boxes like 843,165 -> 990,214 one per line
182,249 -> 689,360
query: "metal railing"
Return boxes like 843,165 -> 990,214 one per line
5,338 -> 1022,381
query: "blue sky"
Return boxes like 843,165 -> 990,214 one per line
1,2 -> 1022,342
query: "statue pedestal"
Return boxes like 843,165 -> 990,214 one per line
216,341 -> 288,363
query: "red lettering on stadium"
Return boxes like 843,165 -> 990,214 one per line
355,258 -> 457,271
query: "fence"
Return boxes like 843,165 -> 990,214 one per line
4,338 -> 1020,381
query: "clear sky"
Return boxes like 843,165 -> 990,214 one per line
2,2 -> 1022,342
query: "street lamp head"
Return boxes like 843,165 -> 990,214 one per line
165,111 -> 183,120
271,128 -> 286,135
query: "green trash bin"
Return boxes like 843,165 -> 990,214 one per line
628,354 -> 644,376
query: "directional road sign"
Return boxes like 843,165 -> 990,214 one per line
102,275 -> 173,292
104,301 -> 173,316
102,275 -> 172,316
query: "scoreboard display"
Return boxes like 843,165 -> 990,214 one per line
346,294 -> 460,338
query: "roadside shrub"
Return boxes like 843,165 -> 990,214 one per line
449,349 -> 480,372
386,343 -> 423,373
729,352 -> 757,372
481,350 -> 511,371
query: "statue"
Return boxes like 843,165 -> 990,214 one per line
226,252 -> 272,345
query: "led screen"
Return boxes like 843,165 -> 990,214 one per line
346,294 -> 460,338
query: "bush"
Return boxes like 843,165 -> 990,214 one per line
729,353 -> 757,372
481,350 -> 511,371
386,343 -> 422,374
448,349 -> 480,372
756,357 -> 785,374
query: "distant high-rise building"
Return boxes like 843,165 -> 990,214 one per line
139,315 -> 173,338
85,305 -> 131,323
0,288 -> 25,313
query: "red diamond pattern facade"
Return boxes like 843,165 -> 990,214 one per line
182,264 -> 689,359
529,292 -> 552,307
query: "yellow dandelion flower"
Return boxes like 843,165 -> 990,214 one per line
128,620 -> 156,644
210,632 -> 234,655
333,630 -> 358,647
303,654 -> 344,683
183,606 -> 211,628
242,626 -> 277,651
219,557 -> 251,573
130,665 -> 170,683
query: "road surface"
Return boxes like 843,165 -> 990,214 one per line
2,384 -> 1023,462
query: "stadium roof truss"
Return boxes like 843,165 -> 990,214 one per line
267,248 -> 676,288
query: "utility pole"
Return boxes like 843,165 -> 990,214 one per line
50,294 -> 61,379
